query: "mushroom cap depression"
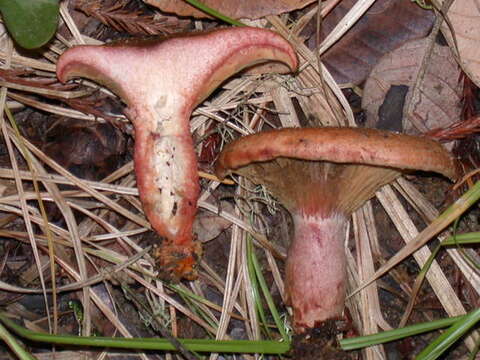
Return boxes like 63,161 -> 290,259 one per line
57,27 -> 298,279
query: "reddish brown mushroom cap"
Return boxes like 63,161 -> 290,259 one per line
215,127 -> 458,181
214,127 -> 458,331
56,27 -> 298,280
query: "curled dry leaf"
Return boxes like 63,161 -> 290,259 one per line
144,0 -> 315,20
362,38 -> 462,134
193,201 -> 234,242
441,0 -> 480,87
316,0 -> 434,85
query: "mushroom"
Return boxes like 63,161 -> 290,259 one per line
215,127 -> 458,332
56,27 -> 298,280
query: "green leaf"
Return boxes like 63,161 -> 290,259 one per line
0,0 -> 59,49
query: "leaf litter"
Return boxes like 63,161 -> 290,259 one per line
0,0 -> 479,359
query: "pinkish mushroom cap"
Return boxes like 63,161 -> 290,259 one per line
215,127 -> 458,332
57,27 -> 298,280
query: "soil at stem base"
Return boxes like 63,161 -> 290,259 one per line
290,319 -> 359,359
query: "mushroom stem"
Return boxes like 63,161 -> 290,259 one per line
56,28 -> 298,280
133,115 -> 198,247
286,212 -> 347,332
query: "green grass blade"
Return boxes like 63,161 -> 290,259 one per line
356,180 -> 480,294
248,236 -> 290,342
183,0 -> 245,26
468,336 -> 480,360
340,314 -> 467,350
177,289 -> 218,333
416,308 -> 480,360
0,312 -> 289,354
441,232 -> 480,245
247,237 -> 271,338
0,321 -> 37,360
398,223 -> 476,327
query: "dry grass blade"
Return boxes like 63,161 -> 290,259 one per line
0,51 -> 56,72
0,115 -> 56,327
267,15 -> 355,127
0,40 -> 56,333
0,202 -> 71,241
6,234 -> 151,360
0,167 -> 138,195
7,92 -> 102,121
5,122 -> 93,335
0,78 -> 92,99
14,132 -> 150,228
215,206 -> 240,340
344,228 -> 362,334
269,83 -> 301,128
352,204 -> 389,359
127,269 -> 217,335
264,247 -> 285,303
318,0 -> 376,55
59,1 -> 86,45
394,178 -> 480,298
199,200 -> 286,259
375,185 -> 478,350
0,245 -> 150,293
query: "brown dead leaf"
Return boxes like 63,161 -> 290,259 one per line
313,0 -> 435,85
441,0 -> 480,87
362,38 -> 462,134
144,0 -> 315,20
193,201 -> 234,242
43,119 -> 127,181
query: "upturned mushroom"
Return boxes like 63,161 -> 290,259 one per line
56,27 -> 298,280
215,127 -> 458,332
